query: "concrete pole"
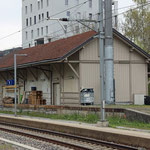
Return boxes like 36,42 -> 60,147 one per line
14,54 -> 17,117
105,0 -> 114,104
99,0 -> 105,121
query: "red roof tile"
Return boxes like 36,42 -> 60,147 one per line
0,31 -> 96,70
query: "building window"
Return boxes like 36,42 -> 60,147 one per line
65,0 -> 68,5
75,26 -> 79,33
41,0 -> 43,9
25,31 -> 28,40
47,11 -> 49,18
64,25 -> 67,33
39,14 -> 41,21
89,0 -> 92,8
25,6 -> 27,14
42,13 -> 44,20
34,16 -> 36,24
47,0 -> 49,6
46,26 -> 48,34
89,13 -> 92,20
41,27 -> 43,35
30,4 -> 32,12
26,18 -> 28,26
31,30 -> 34,39
38,1 -> 40,10
66,11 -> 70,17
77,12 -> 81,19
30,17 -> 32,26
37,28 -> 40,36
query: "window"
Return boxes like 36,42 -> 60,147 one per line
65,0 -> 68,5
77,12 -> 81,19
30,4 -> 32,12
46,26 -> 48,34
39,14 -> 41,21
25,6 -> 27,14
34,16 -> 36,24
41,27 -> 43,35
31,30 -> 34,39
89,0 -> 92,8
76,0 -> 79,4
42,13 -> 44,20
47,11 -> 49,18
66,11 -> 70,17
38,1 -> 40,10
25,31 -> 28,40
30,17 -> 32,26
89,13 -> 92,20
75,26 -> 79,33
41,0 -> 43,9
47,0 -> 49,6
26,18 -> 28,26
64,25 -> 67,33
37,28 -> 40,36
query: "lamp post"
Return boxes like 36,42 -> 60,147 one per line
14,54 -> 27,117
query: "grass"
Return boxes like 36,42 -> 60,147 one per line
0,110 -> 150,130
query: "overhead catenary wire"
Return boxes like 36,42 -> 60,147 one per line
1,1 -> 150,49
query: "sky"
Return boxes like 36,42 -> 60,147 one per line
0,0 -> 134,51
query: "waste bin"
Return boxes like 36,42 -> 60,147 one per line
80,88 -> 94,105
144,96 -> 150,105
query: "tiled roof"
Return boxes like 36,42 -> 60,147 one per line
0,31 -> 96,71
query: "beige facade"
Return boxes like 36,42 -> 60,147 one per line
0,32 -> 149,105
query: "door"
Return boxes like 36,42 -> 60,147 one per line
53,83 -> 60,105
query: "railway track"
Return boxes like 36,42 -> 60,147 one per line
0,122 -> 140,150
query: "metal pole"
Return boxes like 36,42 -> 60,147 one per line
14,54 -> 17,117
99,0 -> 105,121
105,0 -> 114,104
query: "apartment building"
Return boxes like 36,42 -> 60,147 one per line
22,0 -> 118,49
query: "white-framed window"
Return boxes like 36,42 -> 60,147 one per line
25,6 -> 27,14
30,4 -> 32,12
34,16 -> 36,24
30,17 -> 32,26
76,0 -> 79,5
39,14 -> 41,21
46,26 -> 48,34
89,13 -> 92,20
64,25 -> 67,33
25,31 -> 28,40
41,27 -> 43,35
42,13 -> 44,20
66,11 -> 70,17
37,28 -> 40,36
77,12 -> 81,19
38,1 -> 40,10
47,0 -> 49,6
31,30 -> 34,39
47,11 -> 49,18
65,0 -> 68,5
89,0 -> 92,8
26,18 -> 28,26
75,26 -> 79,33
41,0 -> 43,9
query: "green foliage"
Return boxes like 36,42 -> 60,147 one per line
0,110 -> 150,130
122,0 -> 150,53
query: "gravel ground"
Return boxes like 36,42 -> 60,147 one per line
0,140 -> 27,150
0,130 -> 70,150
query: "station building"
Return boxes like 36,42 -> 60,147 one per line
0,30 -> 149,105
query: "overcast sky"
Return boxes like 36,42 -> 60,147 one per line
0,0 -> 134,50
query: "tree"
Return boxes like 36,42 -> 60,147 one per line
122,0 -> 150,53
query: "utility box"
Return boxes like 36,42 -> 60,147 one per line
80,88 -> 94,105
134,94 -> 144,105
